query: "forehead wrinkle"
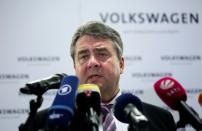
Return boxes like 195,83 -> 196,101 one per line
77,43 -> 107,52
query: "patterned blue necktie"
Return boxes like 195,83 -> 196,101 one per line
101,104 -> 117,131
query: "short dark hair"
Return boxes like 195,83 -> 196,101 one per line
70,21 -> 123,62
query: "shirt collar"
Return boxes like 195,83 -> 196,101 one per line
101,89 -> 121,106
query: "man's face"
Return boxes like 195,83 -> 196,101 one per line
74,35 -> 124,102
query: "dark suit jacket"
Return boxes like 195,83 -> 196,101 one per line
27,102 -> 176,131
141,102 -> 176,131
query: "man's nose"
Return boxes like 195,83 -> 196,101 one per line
87,55 -> 100,68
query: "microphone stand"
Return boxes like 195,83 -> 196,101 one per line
125,105 -> 148,131
176,102 -> 202,131
19,95 -> 43,131
177,111 -> 202,131
86,107 -> 100,131
69,107 -> 99,131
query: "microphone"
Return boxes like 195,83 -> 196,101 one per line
70,84 -> 101,131
76,84 -> 101,115
154,77 -> 202,130
20,73 -> 67,95
198,91 -> 202,107
47,75 -> 79,131
114,93 -> 148,130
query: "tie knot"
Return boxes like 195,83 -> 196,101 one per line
101,104 -> 113,113
101,104 -> 113,119
101,104 -> 117,131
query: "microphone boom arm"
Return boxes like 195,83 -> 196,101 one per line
177,101 -> 202,130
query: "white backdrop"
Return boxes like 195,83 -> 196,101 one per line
0,0 -> 202,130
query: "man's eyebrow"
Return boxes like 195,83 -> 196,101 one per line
77,49 -> 89,55
95,47 -> 108,52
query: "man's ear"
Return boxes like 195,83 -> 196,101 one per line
120,57 -> 124,74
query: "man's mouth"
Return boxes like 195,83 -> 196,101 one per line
87,74 -> 101,81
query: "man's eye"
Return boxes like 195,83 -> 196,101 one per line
99,53 -> 107,57
79,54 -> 89,60
97,52 -> 109,59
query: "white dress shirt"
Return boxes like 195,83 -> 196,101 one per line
99,90 -> 128,131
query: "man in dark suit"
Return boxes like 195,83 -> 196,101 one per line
27,102 -> 176,131
28,21 -> 176,131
